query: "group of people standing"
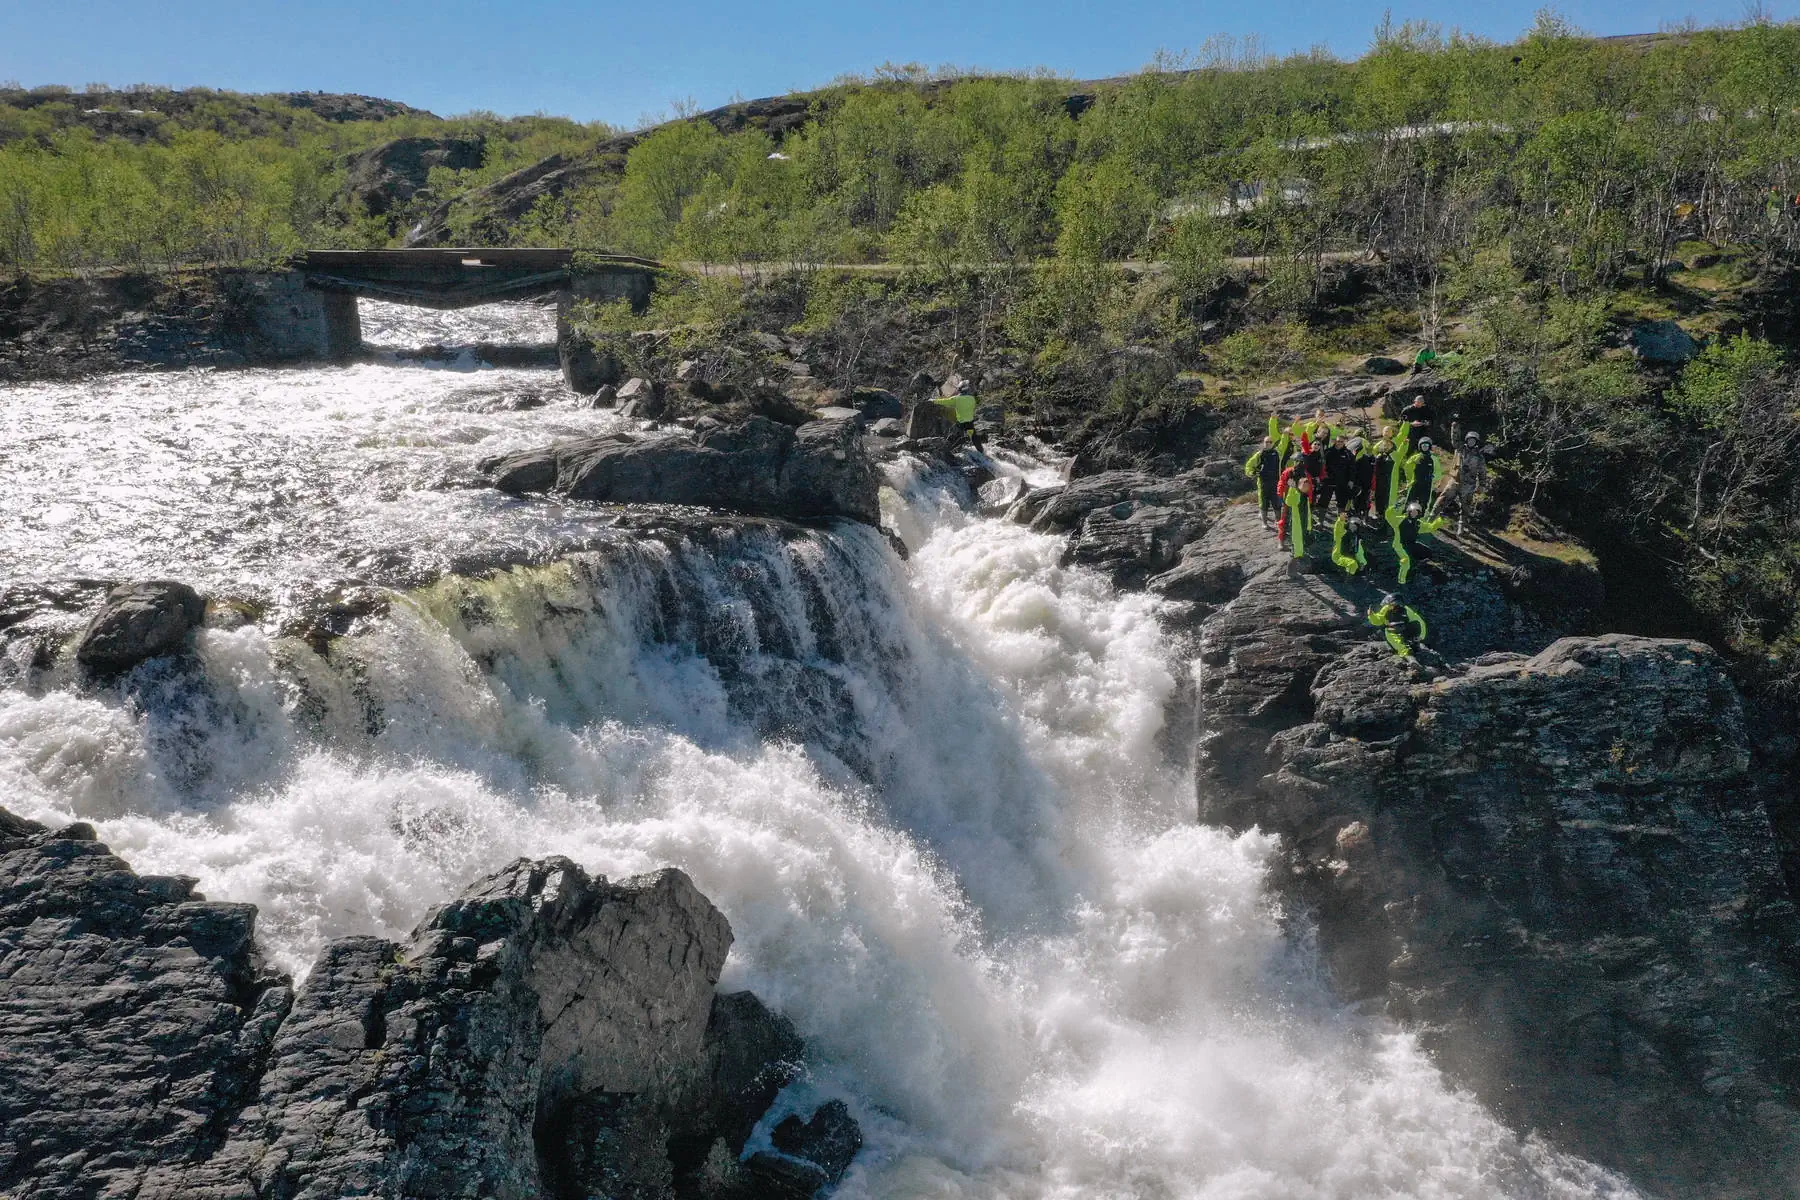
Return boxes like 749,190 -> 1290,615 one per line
1242,396 -> 1490,658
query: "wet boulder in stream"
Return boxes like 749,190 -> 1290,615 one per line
482,415 -> 881,525
74,579 -> 206,672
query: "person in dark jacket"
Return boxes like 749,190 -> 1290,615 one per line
1243,436 -> 1283,525
1346,437 -> 1376,517
1322,438 -> 1355,521
1405,437 -> 1437,511
1400,396 -> 1435,442
1370,438 -> 1396,521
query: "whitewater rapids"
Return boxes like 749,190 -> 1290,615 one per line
0,302 -> 1635,1198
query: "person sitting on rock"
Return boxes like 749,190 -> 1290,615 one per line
931,384 -> 985,453
1245,436 -> 1284,526
1276,464 -> 1314,557
1387,499 -> 1448,585
1368,592 -> 1428,658
1330,512 -> 1367,576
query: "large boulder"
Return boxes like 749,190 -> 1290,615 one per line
0,810 -> 819,1200
559,325 -> 623,395
342,135 -> 485,219
75,580 -> 206,672
1628,318 -> 1700,364
1263,636 -> 1800,1196
480,416 -> 881,525
0,814 -> 292,1200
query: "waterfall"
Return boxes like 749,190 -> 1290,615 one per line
0,305 -> 1637,1195
0,470 -> 1634,1198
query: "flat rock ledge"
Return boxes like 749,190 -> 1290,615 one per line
481,415 -> 880,526
0,808 -> 854,1199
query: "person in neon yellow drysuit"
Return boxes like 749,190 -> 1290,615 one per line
1330,512 -> 1367,575
1386,499 -> 1447,585
1245,436 -> 1283,525
1368,592 -> 1428,657
931,387 -> 985,451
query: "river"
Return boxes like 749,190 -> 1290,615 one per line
0,301 -> 1635,1198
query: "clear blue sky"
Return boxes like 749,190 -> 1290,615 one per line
1,1 -> 1789,127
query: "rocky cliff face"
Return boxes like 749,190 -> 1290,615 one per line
1018,444 -> 1800,1197
0,811 -> 850,1200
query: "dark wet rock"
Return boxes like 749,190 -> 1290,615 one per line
559,324 -> 624,394
1262,636 -> 1800,1197
1009,468 -> 1237,590
481,416 -> 881,525
275,584 -> 392,653
0,810 -> 815,1200
1063,503 -> 1214,590
1363,355 -> 1407,375
75,580 -> 207,672
849,386 -> 903,420
676,991 -> 805,1156
0,810 -> 293,1200
0,578 -> 115,679
1068,403 -> 1228,478
770,1100 -> 862,1183
905,399 -> 958,440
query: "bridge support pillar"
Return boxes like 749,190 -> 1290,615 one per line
320,291 -> 362,361
230,272 -> 362,362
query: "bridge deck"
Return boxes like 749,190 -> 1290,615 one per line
298,249 -> 662,309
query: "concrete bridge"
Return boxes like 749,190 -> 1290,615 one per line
259,248 -> 660,386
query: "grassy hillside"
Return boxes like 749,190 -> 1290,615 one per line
4,16 -> 1800,696
0,84 -> 614,267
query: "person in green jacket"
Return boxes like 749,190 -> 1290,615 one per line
1368,593 -> 1428,658
931,386 -> 985,451
1387,499 -> 1447,585
1330,512 -> 1367,575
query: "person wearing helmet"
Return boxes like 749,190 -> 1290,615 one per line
1368,593 -> 1428,658
1322,434 -> 1355,522
1244,435 -> 1283,525
1276,463 -> 1315,557
1403,436 -> 1436,512
1386,497 -> 1448,584
1330,511 -> 1367,575
1370,437 -> 1396,519
1445,432 -> 1488,534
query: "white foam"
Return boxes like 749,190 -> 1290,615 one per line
0,369 -> 1638,1196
